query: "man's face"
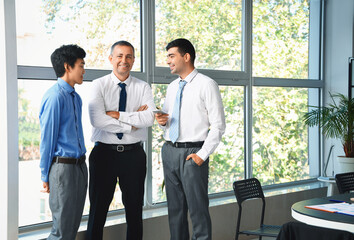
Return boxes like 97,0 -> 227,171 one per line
67,58 -> 85,85
166,47 -> 186,75
109,45 -> 135,79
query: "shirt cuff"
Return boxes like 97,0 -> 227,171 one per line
41,174 -> 49,183
196,148 -> 209,161
119,122 -> 132,133
118,112 -> 130,122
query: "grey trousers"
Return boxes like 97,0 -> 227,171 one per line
48,162 -> 88,240
162,142 -> 211,240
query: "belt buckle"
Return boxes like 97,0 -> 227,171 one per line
117,145 -> 124,152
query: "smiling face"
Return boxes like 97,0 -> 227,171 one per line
167,47 -> 185,75
65,58 -> 85,87
109,44 -> 135,81
166,47 -> 193,79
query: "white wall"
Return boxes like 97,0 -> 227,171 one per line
323,0 -> 354,174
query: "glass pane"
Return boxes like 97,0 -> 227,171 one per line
151,84 -> 244,203
16,0 -> 141,71
151,84 -> 168,203
209,86 -> 244,194
18,80 -> 123,227
155,0 -> 242,71
253,0 -> 310,78
253,87 -> 310,185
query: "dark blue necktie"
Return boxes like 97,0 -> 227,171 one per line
117,82 -> 126,139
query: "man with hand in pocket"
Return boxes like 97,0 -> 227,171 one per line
155,38 -> 226,240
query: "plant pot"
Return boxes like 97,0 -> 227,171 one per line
337,156 -> 354,174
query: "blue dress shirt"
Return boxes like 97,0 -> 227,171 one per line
39,78 -> 86,182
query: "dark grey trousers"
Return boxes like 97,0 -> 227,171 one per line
48,162 -> 88,240
162,142 -> 211,240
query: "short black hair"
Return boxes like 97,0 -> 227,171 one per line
110,40 -> 135,56
166,38 -> 196,65
50,44 -> 86,78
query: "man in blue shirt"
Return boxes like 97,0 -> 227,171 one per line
39,44 -> 87,240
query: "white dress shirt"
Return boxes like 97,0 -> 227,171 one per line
89,72 -> 156,144
162,69 -> 226,160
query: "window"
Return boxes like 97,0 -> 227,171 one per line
18,80 -> 126,226
251,0 -> 322,185
155,0 -> 243,70
209,86 -> 245,193
16,0 -> 323,230
16,0 -> 141,70
253,0 -> 311,79
18,79 -> 49,226
151,84 -> 168,203
16,0 -> 141,226
252,87 -> 316,185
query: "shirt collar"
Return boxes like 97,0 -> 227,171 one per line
57,78 -> 75,94
179,69 -> 198,83
111,72 -> 132,86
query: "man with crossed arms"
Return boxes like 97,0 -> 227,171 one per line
87,40 -> 155,240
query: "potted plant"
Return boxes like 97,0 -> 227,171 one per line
303,93 -> 354,173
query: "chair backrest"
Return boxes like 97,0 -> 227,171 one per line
335,172 -> 354,194
233,177 -> 267,239
233,178 -> 265,205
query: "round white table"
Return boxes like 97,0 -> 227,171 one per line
291,193 -> 354,233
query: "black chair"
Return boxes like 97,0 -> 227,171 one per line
335,172 -> 354,194
276,221 -> 354,240
233,178 -> 281,240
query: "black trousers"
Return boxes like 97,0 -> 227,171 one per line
86,143 -> 146,240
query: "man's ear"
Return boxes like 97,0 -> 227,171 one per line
108,54 -> 113,64
64,63 -> 70,72
184,53 -> 191,63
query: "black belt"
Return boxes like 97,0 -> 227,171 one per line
166,141 -> 204,148
52,155 -> 86,164
95,141 -> 142,152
